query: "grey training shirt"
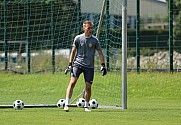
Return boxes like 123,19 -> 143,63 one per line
72,33 -> 101,68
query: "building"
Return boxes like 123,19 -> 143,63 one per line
80,0 -> 167,29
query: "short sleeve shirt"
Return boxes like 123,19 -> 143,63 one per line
72,33 -> 101,68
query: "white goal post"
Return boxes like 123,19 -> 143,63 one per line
96,0 -> 127,110
122,0 -> 127,110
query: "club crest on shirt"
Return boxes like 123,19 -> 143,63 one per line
89,43 -> 92,48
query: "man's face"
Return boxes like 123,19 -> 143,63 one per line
83,23 -> 93,35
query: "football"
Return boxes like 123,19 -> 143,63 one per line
57,99 -> 65,108
13,100 -> 24,110
76,98 -> 85,108
89,99 -> 98,109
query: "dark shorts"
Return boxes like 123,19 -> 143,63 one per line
71,65 -> 94,84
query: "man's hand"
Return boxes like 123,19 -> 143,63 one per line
64,62 -> 73,74
101,63 -> 107,76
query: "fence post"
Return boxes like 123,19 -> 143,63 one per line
51,0 -> 55,74
168,0 -> 173,72
4,0 -> 8,70
77,0 -> 82,34
136,0 -> 140,73
26,0 -> 31,73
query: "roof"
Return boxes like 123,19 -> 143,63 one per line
156,0 -> 166,3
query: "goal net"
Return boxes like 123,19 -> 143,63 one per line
0,0 -> 124,108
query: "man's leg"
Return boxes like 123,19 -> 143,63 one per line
83,67 -> 94,112
64,77 -> 78,112
84,82 -> 92,112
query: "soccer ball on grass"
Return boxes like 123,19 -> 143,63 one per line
76,98 -> 85,108
57,99 -> 65,108
89,99 -> 98,109
13,100 -> 24,110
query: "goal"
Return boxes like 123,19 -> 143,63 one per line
0,0 -> 125,109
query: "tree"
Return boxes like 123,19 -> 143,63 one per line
166,0 -> 181,40
173,1 -> 181,40
0,0 -> 77,50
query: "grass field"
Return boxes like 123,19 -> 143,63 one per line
0,72 -> 181,125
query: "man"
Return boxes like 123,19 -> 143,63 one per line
64,21 -> 107,112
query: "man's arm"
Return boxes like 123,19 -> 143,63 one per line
64,46 -> 77,74
97,49 -> 107,76
69,46 -> 76,63
97,49 -> 105,64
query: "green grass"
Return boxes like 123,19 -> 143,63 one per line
0,72 -> 181,125
0,99 -> 181,125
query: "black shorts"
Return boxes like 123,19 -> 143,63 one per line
71,65 -> 94,84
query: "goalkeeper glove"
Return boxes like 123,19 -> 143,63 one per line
64,62 -> 73,74
101,63 -> 107,76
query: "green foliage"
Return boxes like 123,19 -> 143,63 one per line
174,11 -> 181,40
0,1 -> 77,50
100,29 -> 169,49
173,0 -> 181,40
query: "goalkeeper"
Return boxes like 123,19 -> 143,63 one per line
64,21 -> 107,112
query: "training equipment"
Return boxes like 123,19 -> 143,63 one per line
71,89 -> 85,104
57,99 -> 65,108
13,100 -> 24,110
96,0 -> 107,38
89,99 -> 98,109
0,0 -> 126,109
76,98 -> 85,108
